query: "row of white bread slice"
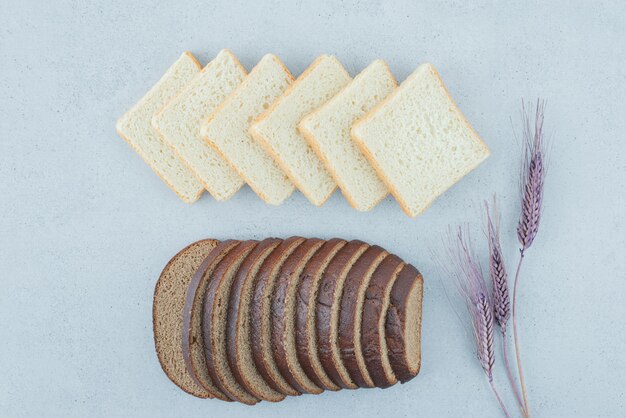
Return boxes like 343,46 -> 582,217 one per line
116,50 -> 489,217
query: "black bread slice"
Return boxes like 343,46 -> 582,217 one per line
338,245 -> 387,388
250,237 -> 305,396
385,264 -> 423,383
202,240 -> 260,404
153,239 -> 219,398
271,238 -> 325,394
295,238 -> 346,391
361,254 -> 404,388
226,238 -> 285,402
182,239 -> 239,400
316,240 -> 368,389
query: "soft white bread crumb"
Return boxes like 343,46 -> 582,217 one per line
202,54 -> 295,205
352,63 -> 490,217
116,52 -> 204,203
249,55 -> 351,206
300,60 -> 395,211
153,49 -> 246,201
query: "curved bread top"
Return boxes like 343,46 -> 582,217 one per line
316,239 -> 368,389
338,245 -> 387,388
182,240 -> 239,400
295,238 -> 347,391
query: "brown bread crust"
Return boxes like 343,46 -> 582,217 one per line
361,254 -> 404,388
338,245 -> 387,388
181,240 -> 239,401
385,264 -> 423,383
316,240 -> 368,389
153,239 -> 218,398
225,238 -> 285,402
271,238 -> 325,394
249,237 -> 305,396
295,238 -> 346,391
202,240 -> 260,404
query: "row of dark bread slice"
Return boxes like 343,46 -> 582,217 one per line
153,237 -> 423,404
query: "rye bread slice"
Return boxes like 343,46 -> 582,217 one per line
250,237 -> 305,396
153,239 -> 219,398
182,240 -> 239,400
295,238 -> 346,391
316,240 -> 369,389
385,264 -> 423,383
226,238 -> 285,402
271,238 -> 325,394
338,245 -> 387,388
361,254 -> 404,388
202,240 -> 260,404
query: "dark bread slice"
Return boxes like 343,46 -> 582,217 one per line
361,254 -> 404,388
316,240 -> 369,389
250,237 -> 305,396
202,240 -> 260,404
226,238 -> 285,402
182,240 -> 239,401
295,238 -> 346,391
153,239 -> 219,398
385,264 -> 423,383
338,245 -> 387,388
271,238 -> 325,394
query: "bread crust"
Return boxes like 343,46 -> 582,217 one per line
385,264 -> 423,383
316,240 -> 368,389
249,237 -> 305,396
153,239 -> 218,397
361,254 -> 403,387
202,240 -> 260,404
295,238 -> 346,391
182,240 -> 239,400
271,238 -> 325,394
338,245 -> 387,387
225,238 -> 285,402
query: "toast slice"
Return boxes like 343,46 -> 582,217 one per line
316,240 -> 368,389
226,238 -> 286,402
182,240 -> 239,400
361,254 -> 403,388
338,245 -> 387,388
116,52 -> 204,203
295,238 -> 346,391
352,63 -> 490,217
385,264 -> 423,383
152,239 -> 218,397
153,49 -> 246,201
202,241 -> 260,405
250,237 -> 305,396
271,238 -> 325,394
300,60 -> 395,211
202,54 -> 295,205
250,55 -> 351,206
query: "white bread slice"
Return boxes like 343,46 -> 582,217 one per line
299,60 -> 395,212
249,55 -> 351,206
153,49 -> 246,201
202,54 -> 295,205
116,52 -> 204,203
351,63 -> 490,217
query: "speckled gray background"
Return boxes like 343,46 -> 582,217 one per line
1,0 -> 624,416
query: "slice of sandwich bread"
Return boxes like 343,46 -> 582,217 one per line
116,52 -> 204,203
351,63 -> 490,217
153,49 -> 246,201
250,55 -> 351,206
299,60 -> 395,211
202,54 -> 295,205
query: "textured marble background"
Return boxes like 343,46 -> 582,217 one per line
1,1 -> 624,416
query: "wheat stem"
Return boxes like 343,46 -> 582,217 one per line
512,249 -> 530,416
489,377 -> 511,418
502,330 -> 527,416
